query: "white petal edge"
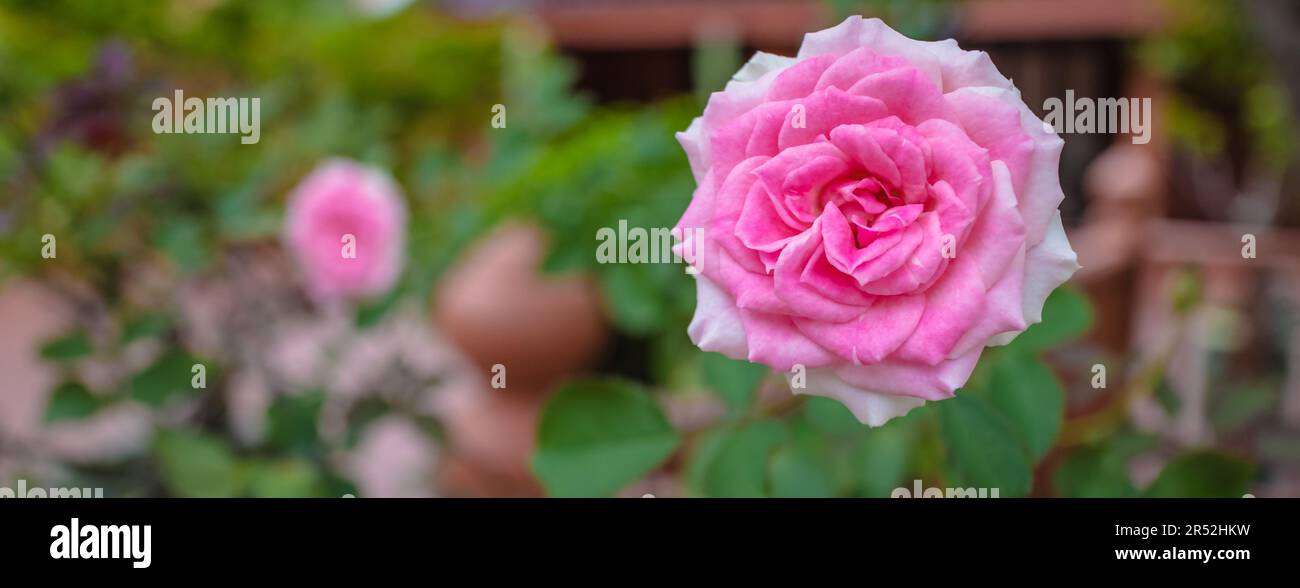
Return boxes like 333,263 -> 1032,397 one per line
676,117 -> 710,185
1018,210 -> 1081,324
796,16 -> 944,91
687,274 -> 750,360
918,38 -> 1015,93
733,51 -> 798,84
791,368 -> 926,427
989,211 -> 1081,347
686,53 -> 799,185
953,85 -> 1066,246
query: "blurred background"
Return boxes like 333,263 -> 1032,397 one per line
1,0 -> 1298,498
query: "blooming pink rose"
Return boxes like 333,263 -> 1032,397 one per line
676,17 -> 1080,426
284,159 -> 406,302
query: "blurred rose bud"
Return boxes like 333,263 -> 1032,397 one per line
284,159 -> 406,302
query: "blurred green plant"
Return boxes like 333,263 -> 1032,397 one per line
0,0 -> 508,496
1139,0 -> 1296,171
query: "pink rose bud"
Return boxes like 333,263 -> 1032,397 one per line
676,17 -> 1080,426
284,159 -> 407,302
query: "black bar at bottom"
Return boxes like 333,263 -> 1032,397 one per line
0,498 -> 1287,575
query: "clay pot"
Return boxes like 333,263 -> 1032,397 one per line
433,222 -> 608,495
436,222 -> 607,388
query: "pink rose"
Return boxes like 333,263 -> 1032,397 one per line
284,159 -> 406,302
676,17 -> 1080,426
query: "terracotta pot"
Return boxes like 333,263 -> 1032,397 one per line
433,222 -> 608,496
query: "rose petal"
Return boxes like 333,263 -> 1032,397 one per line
1018,211 -> 1081,325
766,54 -> 837,100
777,87 -> 888,150
793,368 -> 926,426
794,293 -> 925,364
957,160 -> 1027,287
814,46 -> 910,92
740,309 -> 838,370
832,345 -> 985,401
688,275 -> 750,360
950,246 -> 1028,357
772,222 -> 869,322
848,66 -> 949,125
796,16 -> 944,89
894,256 -> 987,365
918,38 -> 1015,93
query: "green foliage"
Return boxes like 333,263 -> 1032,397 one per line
686,421 -> 787,498
1138,0 -> 1295,170
480,100 -> 698,340
155,428 -> 241,498
938,394 -> 1033,498
1144,451 -> 1253,498
532,379 -> 680,497
852,419 -> 914,497
802,395 -> 863,435
43,381 -> 101,423
128,351 -> 205,407
1212,382 -> 1278,433
39,330 -> 92,361
265,390 -> 325,456
700,352 -> 768,418
986,353 -> 1064,459
2,0 -> 523,498
120,312 -> 172,344
1055,443 -> 1140,498
769,443 -> 837,498
1006,287 -> 1094,353
528,282 -> 1257,500
0,0 -> 505,283
246,458 -> 324,498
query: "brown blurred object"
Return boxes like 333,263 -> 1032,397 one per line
535,0 -> 1168,50
434,222 -> 608,496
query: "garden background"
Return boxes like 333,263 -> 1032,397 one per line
1,0 -> 1298,498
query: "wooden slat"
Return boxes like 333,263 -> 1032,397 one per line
533,0 -> 1169,50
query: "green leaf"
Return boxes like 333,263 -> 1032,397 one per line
1212,382 -> 1276,433
987,353 -> 1064,459
683,428 -> 729,497
598,264 -> 666,336
804,395 -> 864,435
938,394 -> 1032,497
1008,287 -> 1093,352
265,390 -> 325,455
769,445 -> 835,498
1171,268 -> 1201,315
354,288 -> 403,329
129,351 -> 204,407
1109,429 -> 1158,458
43,382 -> 100,423
699,352 -> 767,417
155,216 -> 211,274
854,420 -> 913,497
1143,451 -> 1253,498
532,379 -> 680,497
1154,374 -> 1181,415
40,331 -> 92,361
246,458 -> 323,498
155,428 -> 241,498
689,420 -> 787,497
1055,445 -> 1138,497
121,313 -> 172,344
